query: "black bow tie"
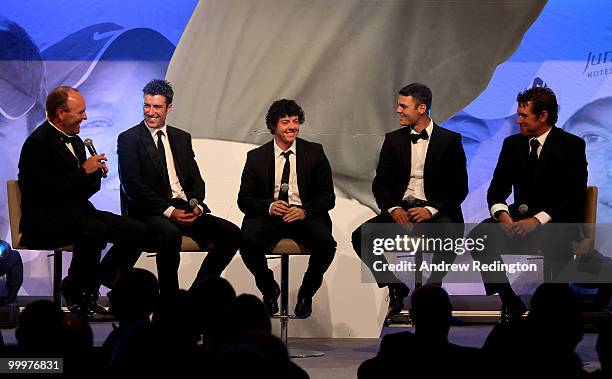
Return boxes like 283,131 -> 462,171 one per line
59,134 -> 78,144
410,129 -> 429,144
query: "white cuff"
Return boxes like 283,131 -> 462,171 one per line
388,206 -> 401,214
163,206 -> 176,219
424,206 -> 438,218
534,211 -> 551,225
490,203 -> 509,220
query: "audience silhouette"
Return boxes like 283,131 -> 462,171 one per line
483,283 -> 589,378
100,268 -> 159,376
1,273 -> 609,378
359,284 -> 483,378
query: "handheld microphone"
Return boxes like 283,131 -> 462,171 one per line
279,183 -> 289,202
83,138 -> 107,178
188,198 -> 199,212
518,204 -> 529,215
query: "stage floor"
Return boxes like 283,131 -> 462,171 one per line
0,323 -> 601,378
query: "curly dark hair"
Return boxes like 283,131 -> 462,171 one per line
517,87 -> 558,125
143,79 -> 174,105
265,99 -> 305,134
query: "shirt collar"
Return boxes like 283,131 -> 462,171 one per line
532,127 -> 552,147
274,139 -> 297,157
48,119 -> 71,138
145,120 -> 167,138
410,119 -> 434,136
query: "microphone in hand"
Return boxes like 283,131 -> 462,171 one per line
279,183 -> 289,201
188,198 -> 199,211
83,138 -> 107,178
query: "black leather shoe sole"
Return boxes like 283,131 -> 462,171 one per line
294,297 -> 312,319
263,285 -> 281,315
387,284 -> 410,317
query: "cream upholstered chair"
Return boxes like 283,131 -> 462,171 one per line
7,179 -> 73,309
572,186 -> 598,256
7,179 -> 205,309
526,186 -> 598,284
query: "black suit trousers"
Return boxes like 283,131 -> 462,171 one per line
351,208 -> 462,288
240,215 -> 337,298
61,210 -> 148,292
469,218 -> 575,296
143,214 -> 240,296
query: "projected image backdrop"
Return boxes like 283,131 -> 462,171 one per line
1,0 -> 198,294
1,0 -> 611,296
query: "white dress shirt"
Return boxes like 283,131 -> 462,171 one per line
49,120 -> 78,164
388,120 -> 438,217
269,140 -> 302,214
147,122 -> 202,218
490,127 -> 552,224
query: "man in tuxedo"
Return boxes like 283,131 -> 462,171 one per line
470,86 -> 588,324
238,99 -> 336,319
352,83 -> 468,318
18,86 -> 148,318
117,79 -> 240,297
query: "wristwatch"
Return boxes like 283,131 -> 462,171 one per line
493,210 -> 508,219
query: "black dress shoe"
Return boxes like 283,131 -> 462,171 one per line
263,284 -> 281,315
294,296 -> 312,319
66,301 -> 95,319
499,296 -> 527,325
387,283 -> 410,317
61,279 -> 98,319
63,292 -> 95,319
85,292 -> 109,315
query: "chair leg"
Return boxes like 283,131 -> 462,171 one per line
275,253 -> 324,358
280,255 -> 289,346
53,250 -> 62,310
415,251 -> 423,288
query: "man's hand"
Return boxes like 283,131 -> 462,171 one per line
270,200 -> 291,216
283,207 -> 305,223
407,207 -> 432,223
390,208 -> 411,225
511,217 -> 540,237
191,206 -> 202,217
82,154 -> 108,175
170,208 -> 198,226
497,211 -> 515,235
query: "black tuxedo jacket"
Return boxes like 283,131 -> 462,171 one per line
371,124 -> 468,222
487,126 -> 587,223
117,121 -> 210,218
18,121 -> 101,245
237,138 -> 335,221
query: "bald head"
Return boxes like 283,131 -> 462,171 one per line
46,86 -> 78,119
46,86 -> 87,135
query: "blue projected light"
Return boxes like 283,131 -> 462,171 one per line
0,240 -> 10,258
444,1 -> 612,223
0,0 -> 196,296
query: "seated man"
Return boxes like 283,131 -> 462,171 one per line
238,99 -> 336,319
18,86 -> 148,318
118,79 -> 241,297
469,87 -> 587,324
352,83 -> 468,317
